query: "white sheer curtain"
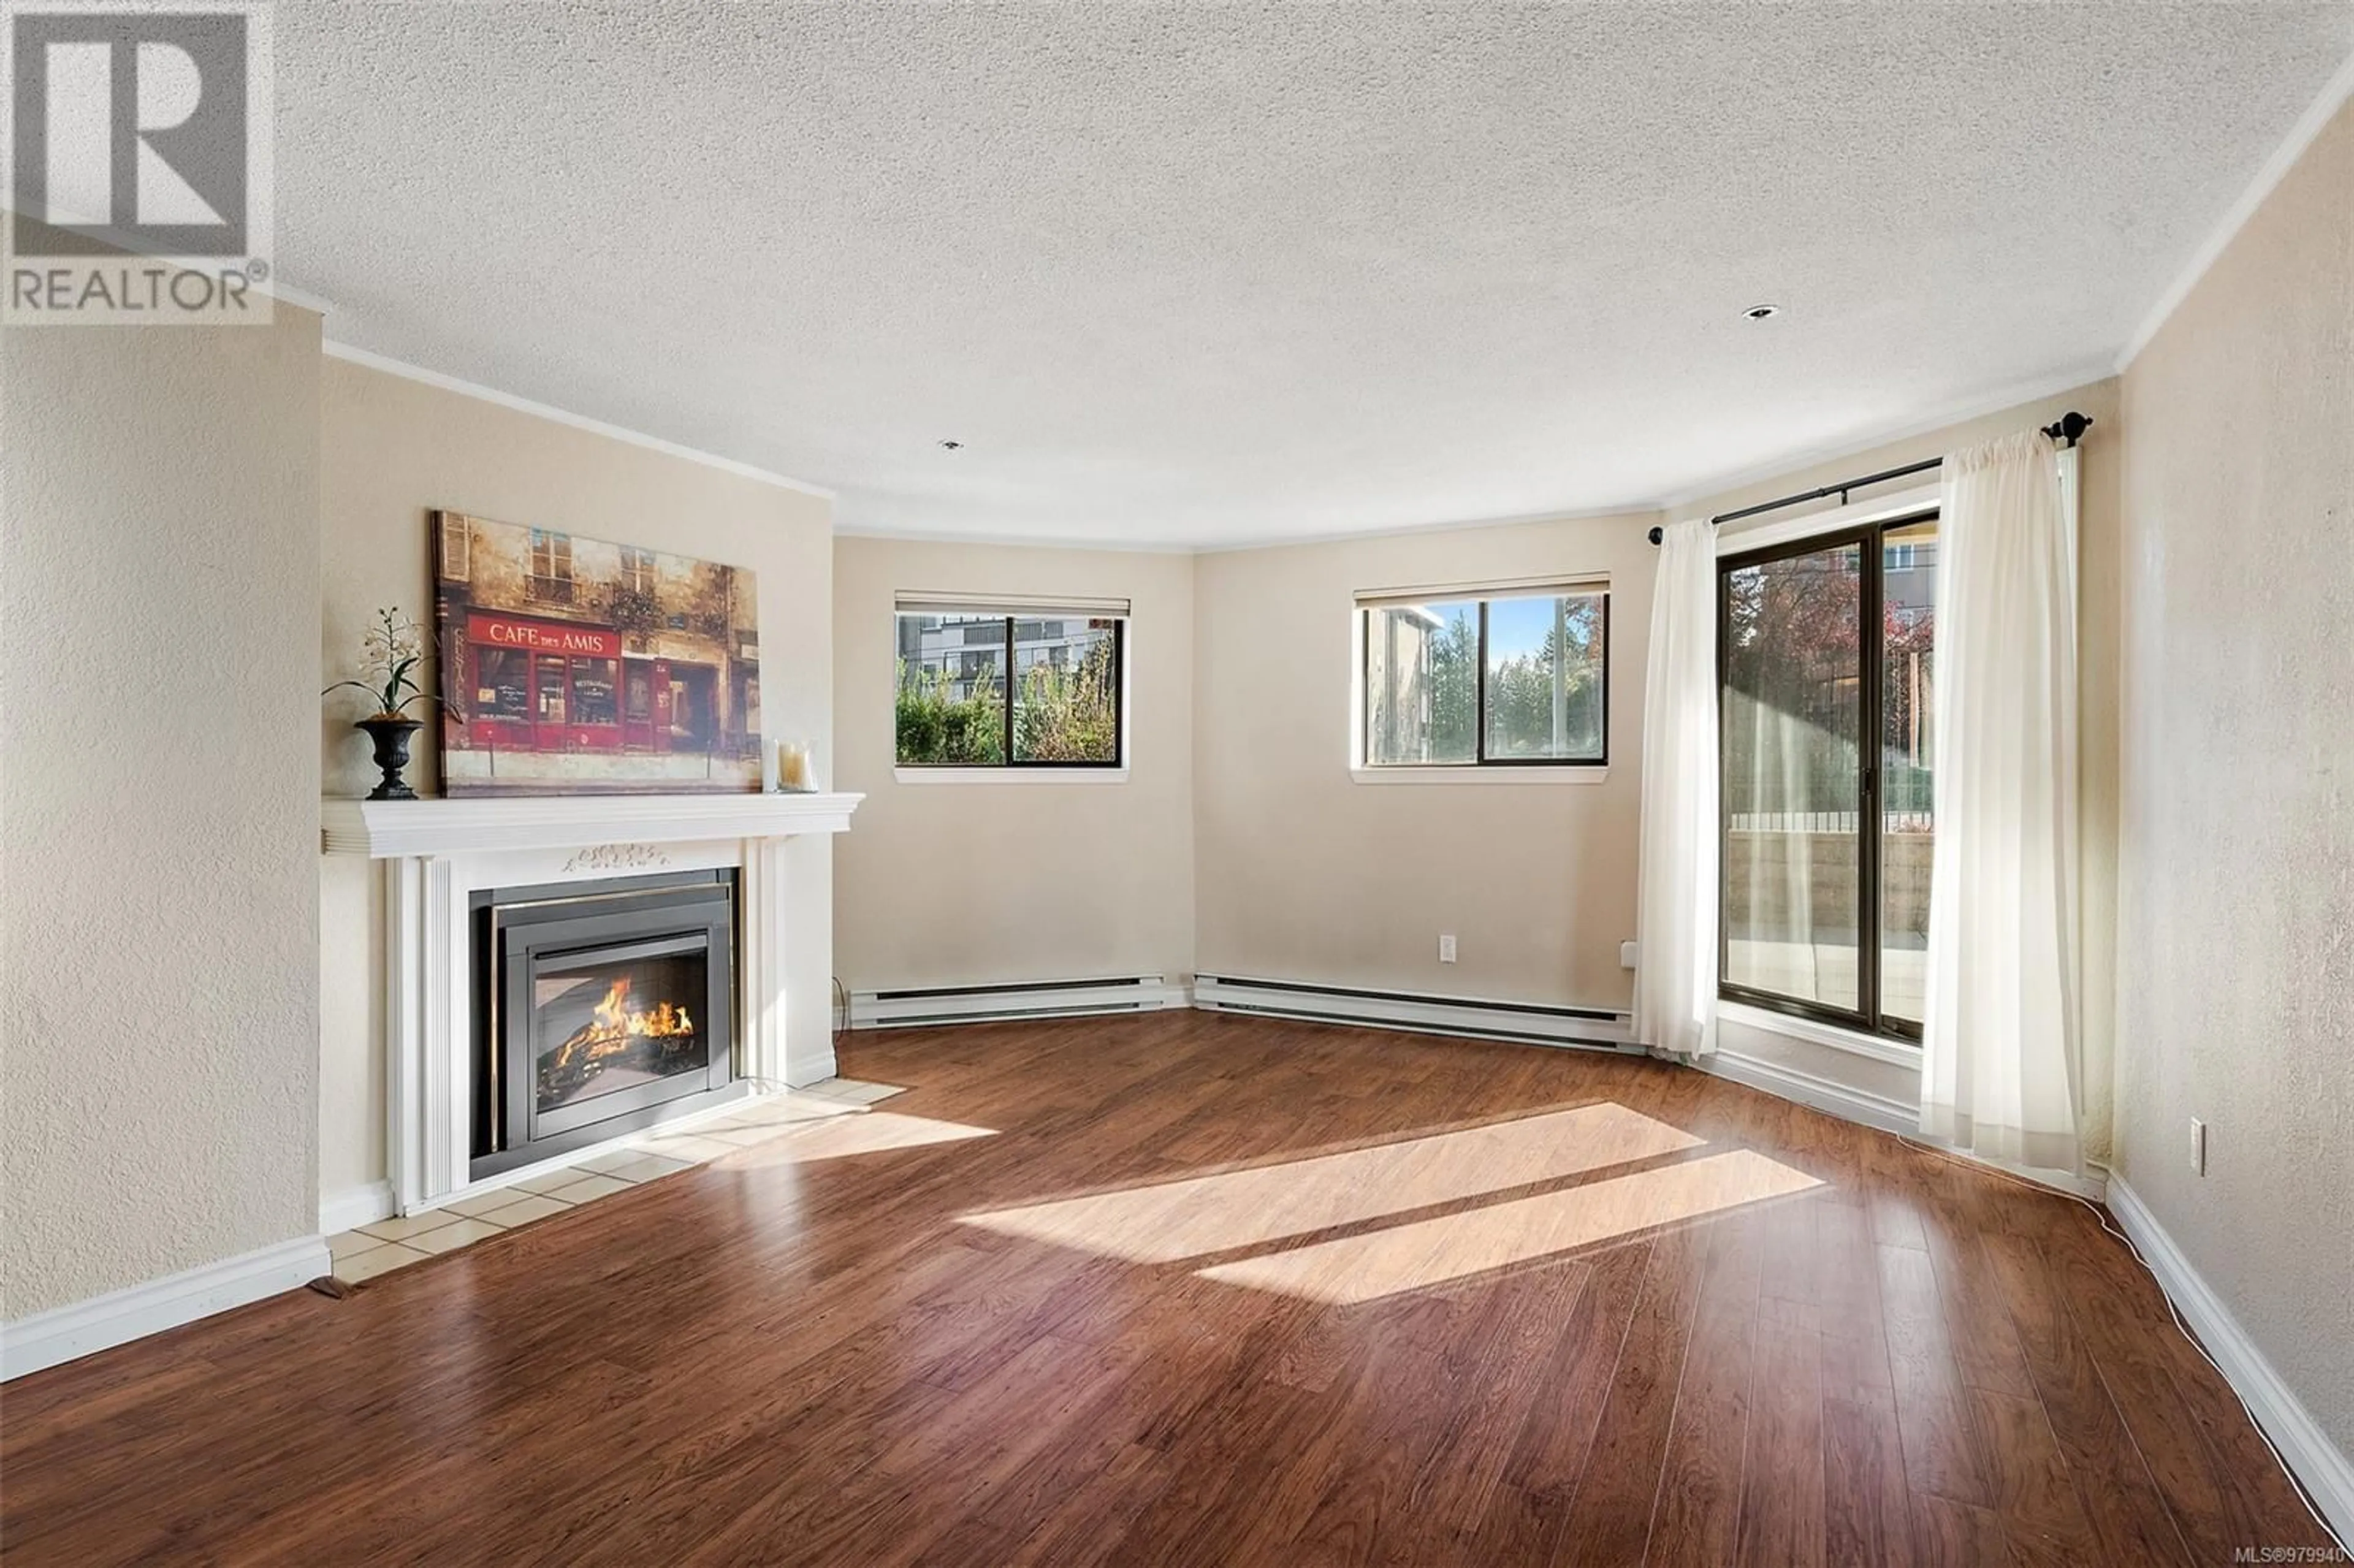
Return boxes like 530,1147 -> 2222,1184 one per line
1633,518 -> 1720,1057
1723,685 -> 1823,1003
1921,430 -> 2081,1173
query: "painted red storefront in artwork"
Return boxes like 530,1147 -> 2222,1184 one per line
462,611 -> 691,756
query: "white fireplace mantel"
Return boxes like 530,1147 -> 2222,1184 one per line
321,790 -> 861,858
321,790 -> 861,1215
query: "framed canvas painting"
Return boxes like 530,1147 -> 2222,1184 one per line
432,511 -> 761,795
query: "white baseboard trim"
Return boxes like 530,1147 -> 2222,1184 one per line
2106,1176 -> 2354,1547
851,975 -> 1190,1030
1192,974 -> 1632,1052
1,1234 -> 332,1382
1698,1049 -> 2109,1201
320,1180 -> 396,1235
1697,1046 -> 1920,1137
1897,1138 -> 2109,1203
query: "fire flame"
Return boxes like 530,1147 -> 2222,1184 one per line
588,976 -> 694,1040
542,975 -> 698,1099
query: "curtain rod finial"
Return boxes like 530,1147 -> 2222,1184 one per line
1647,524 -> 1664,546
2042,411 -> 2093,447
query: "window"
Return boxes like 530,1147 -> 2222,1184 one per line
1720,513 -> 1937,1039
528,528 -> 574,604
570,656 -> 619,725
620,547 -> 657,596
477,646 -> 531,719
1359,586 -> 1608,767
894,606 -> 1125,768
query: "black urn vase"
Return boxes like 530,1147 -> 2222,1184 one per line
356,715 -> 424,801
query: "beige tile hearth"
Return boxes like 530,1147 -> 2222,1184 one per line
627,1133 -> 740,1165
703,1125 -> 793,1148
727,1095 -> 858,1124
509,1170 -> 593,1197
475,1193 -> 573,1227
326,1081 -> 905,1283
327,1229 -> 394,1262
355,1209 -> 467,1244
334,1242 -> 432,1283
405,1217 -> 509,1255
445,1189 -> 538,1219
582,1151 -> 694,1183
539,1172 -> 633,1205
802,1078 -> 904,1106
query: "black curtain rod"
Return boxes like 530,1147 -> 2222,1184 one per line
1645,411 -> 2092,544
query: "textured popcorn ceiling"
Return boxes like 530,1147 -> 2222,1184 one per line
276,3 -> 2352,547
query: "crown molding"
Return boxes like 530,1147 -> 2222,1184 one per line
322,341 -> 837,500
837,498 -> 1657,557
1653,361 -> 2115,517
2116,46 -> 2354,373
262,277 -> 339,318
833,521 -> 1206,555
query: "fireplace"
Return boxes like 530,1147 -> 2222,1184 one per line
471,870 -> 743,1179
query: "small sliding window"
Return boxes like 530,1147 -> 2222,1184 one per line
1357,580 -> 1609,767
894,595 -> 1127,769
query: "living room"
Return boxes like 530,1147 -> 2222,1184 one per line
3,6 -> 2350,1564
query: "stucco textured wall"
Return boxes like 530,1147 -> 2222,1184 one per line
315,357 -> 835,1205
832,537 -> 1197,992
2,291 -> 324,1320
2116,99 -> 2354,1455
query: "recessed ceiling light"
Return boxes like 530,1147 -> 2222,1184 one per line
1743,303 -> 1781,321
939,439 -> 964,451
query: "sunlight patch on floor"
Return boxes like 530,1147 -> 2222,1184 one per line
956,1102 -> 1702,1263
717,1110 -> 996,1168
1198,1148 -> 1823,1304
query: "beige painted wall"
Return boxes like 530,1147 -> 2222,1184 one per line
2,291 -> 324,1319
1674,378 -> 2125,1158
1182,379 -> 2120,1125
2115,99 -> 2353,1455
1193,513 -> 1658,1008
1187,372 -> 2119,1035
832,537 -> 1195,990
317,357 -> 834,1205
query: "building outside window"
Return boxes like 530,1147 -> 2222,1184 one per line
1357,583 -> 1609,767
1720,514 -> 1938,1038
894,603 -> 1126,768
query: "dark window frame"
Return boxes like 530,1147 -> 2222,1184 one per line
1716,509 -> 1935,1044
1359,590 -> 1611,769
894,614 -> 1127,771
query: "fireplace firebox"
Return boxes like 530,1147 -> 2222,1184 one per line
471,870 -> 742,1179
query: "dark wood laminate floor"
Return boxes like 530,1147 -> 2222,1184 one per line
1,1013 -> 2333,1566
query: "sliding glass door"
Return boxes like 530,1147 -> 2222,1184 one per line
1720,514 -> 1937,1040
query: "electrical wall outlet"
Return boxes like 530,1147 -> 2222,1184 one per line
1620,940 -> 1639,970
2189,1117 -> 2207,1176
1438,934 -> 1457,964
